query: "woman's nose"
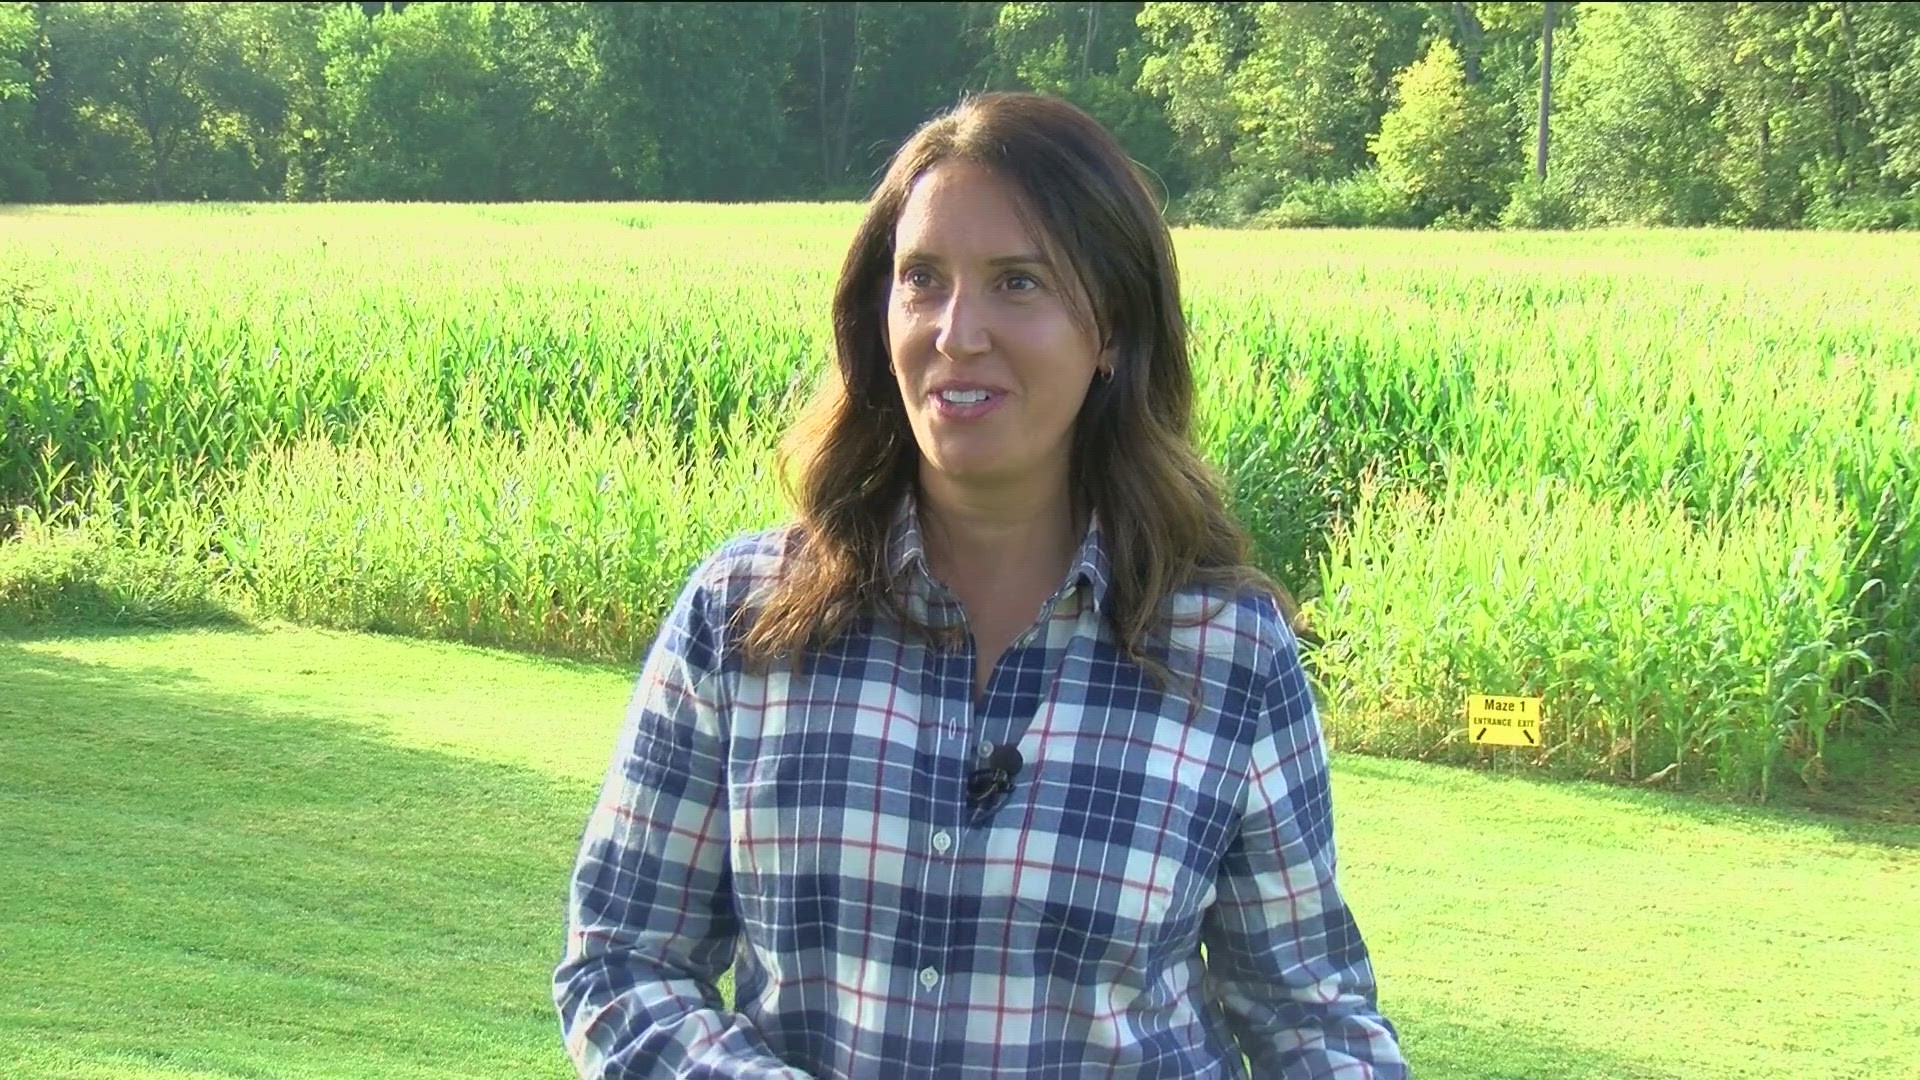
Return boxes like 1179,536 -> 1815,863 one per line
935,289 -> 992,358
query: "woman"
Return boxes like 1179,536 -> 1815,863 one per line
556,92 -> 1408,1079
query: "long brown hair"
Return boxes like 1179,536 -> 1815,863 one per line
740,91 -> 1296,697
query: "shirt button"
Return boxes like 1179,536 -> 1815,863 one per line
932,830 -> 952,854
919,967 -> 940,990
978,738 -> 994,759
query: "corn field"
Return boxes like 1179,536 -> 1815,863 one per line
2,203 -> 1915,802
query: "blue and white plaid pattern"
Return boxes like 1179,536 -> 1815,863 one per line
556,488 -> 1407,1078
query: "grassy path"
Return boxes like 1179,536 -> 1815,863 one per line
2,626 -> 1915,1078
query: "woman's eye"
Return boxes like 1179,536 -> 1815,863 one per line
898,268 -> 1039,293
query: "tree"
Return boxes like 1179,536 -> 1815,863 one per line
28,1 -> 314,201
1854,1 -> 1920,197
186,3 -> 327,201
1691,1 -> 1920,223
1,0 -> 1910,218
584,1 -> 793,200
318,1 -> 501,200
32,1 -> 285,200
1435,2 -> 1576,180
1139,2 -> 1431,212
1549,2 -> 1730,225
1136,2 -> 1255,184
783,2 -> 999,198
1537,0 -> 1554,179
986,2 -> 1188,199
484,1 -> 615,200
1370,35 -> 1512,222
225,2 -> 330,201
0,1 -> 43,200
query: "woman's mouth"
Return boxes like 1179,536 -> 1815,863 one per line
929,388 -> 1005,420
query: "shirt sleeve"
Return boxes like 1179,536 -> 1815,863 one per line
554,558 -> 813,1080
1199,619 -> 1410,1079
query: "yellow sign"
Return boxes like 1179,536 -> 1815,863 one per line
1467,694 -> 1543,746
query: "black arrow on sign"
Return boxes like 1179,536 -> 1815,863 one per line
1523,728 -> 1535,745
1474,727 -> 1487,742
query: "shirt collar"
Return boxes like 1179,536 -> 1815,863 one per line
886,486 -> 1111,619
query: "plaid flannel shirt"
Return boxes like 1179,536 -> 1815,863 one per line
556,488 -> 1407,1079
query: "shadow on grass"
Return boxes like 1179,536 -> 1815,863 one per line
1397,1016 -> 1701,1080
0,574 -> 253,638
1335,747 -> 1920,855
0,636 -> 590,1079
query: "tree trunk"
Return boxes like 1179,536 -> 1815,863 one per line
1082,2 -> 1097,82
1536,0 -> 1555,180
1452,1 -> 1484,84
1835,1 -> 1884,179
817,4 -> 829,183
829,2 -> 860,180
129,78 -> 169,200
816,2 -> 860,182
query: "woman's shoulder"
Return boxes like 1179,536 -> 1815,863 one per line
640,525 -> 789,678
698,520 -> 800,576
684,520 -> 804,614
1159,576 -> 1302,675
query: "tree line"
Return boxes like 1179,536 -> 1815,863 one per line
2,2 -> 1916,228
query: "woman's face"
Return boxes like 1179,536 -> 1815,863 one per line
886,159 -> 1108,497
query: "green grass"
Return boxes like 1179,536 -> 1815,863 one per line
2,624 -> 1915,1078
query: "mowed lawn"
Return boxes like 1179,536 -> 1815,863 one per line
1,626 -> 1915,1080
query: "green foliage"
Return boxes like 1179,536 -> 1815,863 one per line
1547,4 -> 1717,225
805,2 -> 1002,194
19,1 -> 1005,203
1140,2 -> 1430,190
1804,189 -> 1920,230
5,206 -> 1917,794
31,1 -> 296,200
319,2 -> 500,199
1310,480 -> 1878,799
1254,170 -> 1415,229
7,1 -> 1920,225
485,1 -> 613,200
1230,2 -> 1431,186
1848,0 -> 1920,194
0,508 -> 227,627
1544,1 -> 1920,229
1497,173 -> 1576,229
216,412 -> 778,658
0,1 -> 44,200
1370,37 -> 1514,225
989,2 -> 1189,200
1163,165 -> 1283,226
585,2 -> 792,199
0,519 -> 100,623
1136,1 -> 1253,181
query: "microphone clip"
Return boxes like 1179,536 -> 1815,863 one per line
966,744 -> 1024,817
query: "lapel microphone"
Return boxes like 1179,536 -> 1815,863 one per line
966,745 -> 1024,815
